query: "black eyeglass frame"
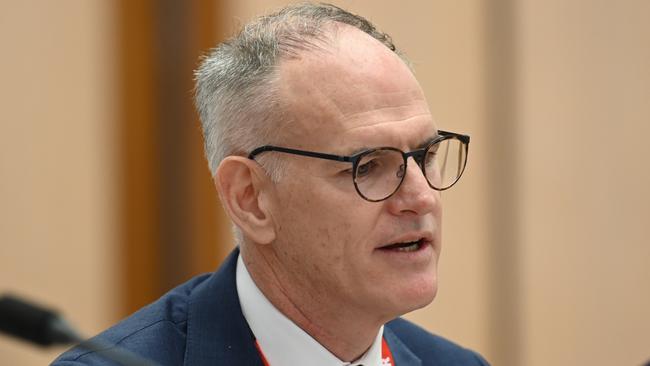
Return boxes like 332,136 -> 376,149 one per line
248,130 -> 470,202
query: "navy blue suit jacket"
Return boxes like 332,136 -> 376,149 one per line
53,249 -> 489,365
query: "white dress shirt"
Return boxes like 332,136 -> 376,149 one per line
236,254 -> 385,366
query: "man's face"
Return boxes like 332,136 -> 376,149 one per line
265,26 -> 441,321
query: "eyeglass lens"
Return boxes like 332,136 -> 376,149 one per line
354,138 -> 466,201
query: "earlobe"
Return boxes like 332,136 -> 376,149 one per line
214,157 -> 277,245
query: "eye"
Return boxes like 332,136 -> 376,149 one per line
424,144 -> 439,166
356,159 -> 379,177
425,150 -> 437,163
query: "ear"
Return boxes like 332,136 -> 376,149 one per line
214,156 -> 277,245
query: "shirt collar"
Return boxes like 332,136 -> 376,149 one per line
236,253 -> 384,366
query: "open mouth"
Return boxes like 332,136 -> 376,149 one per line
378,238 -> 427,253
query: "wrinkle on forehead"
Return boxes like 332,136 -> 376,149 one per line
331,89 -> 429,120
342,112 -> 433,133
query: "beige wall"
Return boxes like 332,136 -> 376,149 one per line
0,1 -> 117,364
518,1 -> 650,365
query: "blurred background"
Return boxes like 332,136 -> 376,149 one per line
1,1 -> 648,365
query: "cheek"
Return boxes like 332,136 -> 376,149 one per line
279,192 -> 352,250
273,177 -> 377,262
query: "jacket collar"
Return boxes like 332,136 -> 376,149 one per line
183,247 -> 263,366
384,326 -> 423,366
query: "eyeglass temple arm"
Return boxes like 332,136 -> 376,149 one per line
248,145 -> 354,162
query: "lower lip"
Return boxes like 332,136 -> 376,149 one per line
374,240 -> 434,263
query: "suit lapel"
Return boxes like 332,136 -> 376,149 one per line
384,326 -> 423,366
183,248 -> 264,366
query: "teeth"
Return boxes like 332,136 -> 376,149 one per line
395,241 -> 420,252
379,239 -> 425,251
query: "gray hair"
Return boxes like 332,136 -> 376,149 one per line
194,3 -> 406,181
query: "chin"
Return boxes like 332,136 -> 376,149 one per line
407,279 -> 438,311
385,275 -> 438,318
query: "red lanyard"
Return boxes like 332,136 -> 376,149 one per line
255,337 -> 395,366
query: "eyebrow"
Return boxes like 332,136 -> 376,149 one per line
345,133 -> 439,156
417,135 -> 439,149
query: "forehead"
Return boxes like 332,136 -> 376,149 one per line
276,25 -> 436,152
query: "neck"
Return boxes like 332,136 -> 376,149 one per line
241,244 -> 384,362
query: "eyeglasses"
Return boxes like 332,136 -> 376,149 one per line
248,130 -> 470,202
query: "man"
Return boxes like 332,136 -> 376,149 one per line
54,3 -> 487,365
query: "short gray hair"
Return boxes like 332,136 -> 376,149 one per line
194,3 -> 405,180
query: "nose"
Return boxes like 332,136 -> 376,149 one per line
386,157 -> 440,216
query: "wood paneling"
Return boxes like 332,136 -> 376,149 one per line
117,0 -> 230,316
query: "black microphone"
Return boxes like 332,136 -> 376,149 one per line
0,294 -> 158,366
0,294 -> 80,346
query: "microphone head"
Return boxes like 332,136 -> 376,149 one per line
0,294 -> 158,365
0,294 -> 71,346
